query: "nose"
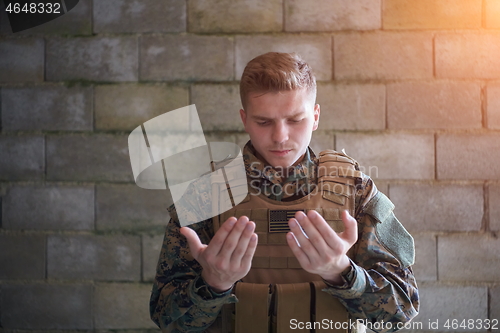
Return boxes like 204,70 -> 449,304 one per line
272,121 -> 289,144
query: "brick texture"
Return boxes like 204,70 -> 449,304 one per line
317,83 -> 385,130
485,0 -> 500,29
140,35 -> 233,81
0,38 -> 44,82
94,0 -> 185,33
2,85 -> 92,131
489,185 -> 500,232
334,32 -> 433,80
46,135 -> 132,182
191,84 -> 243,131
47,235 -> 140,281
411,284 -> 488,332
309,132 -> 335,154
285,0 -> 381,31
487,83 -> 500,129
3,185 -> 94,230
0,0 -> 91,35
383,0 -> 482,30
1,284 -> 92,329
0,234 -> 45,279
96,184 -> 169,230
437,134 -> 500,180
335,133 -> 434,180
189,0 -> 282,33
142,234 -> 164,281
0,136 -> 45,181
94,283 -> 157,328
46,37 -> 138,82
438,234 -> 500,282
95,84 -> 189,131
391,184 -> 483,232
235,35 -> 332,81
436,33 -> 500,79
387,81 -> 481,129
412,233 -> 437,281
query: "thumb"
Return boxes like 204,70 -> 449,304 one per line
180,227 -> 205,260
341,210 -> 358,245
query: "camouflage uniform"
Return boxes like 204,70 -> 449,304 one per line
150,141 -> 419,332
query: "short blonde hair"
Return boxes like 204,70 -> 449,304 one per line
239,52 -> 317,109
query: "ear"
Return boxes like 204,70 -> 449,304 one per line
240,109 -> 248,128
312,104 -> 320,131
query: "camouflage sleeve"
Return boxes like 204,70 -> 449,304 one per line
323,177 -> 419,333
149,211 -> 237,332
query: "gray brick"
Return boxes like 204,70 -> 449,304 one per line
189,0 -> 281,33
0,0 -> 91,35
2,85 -> 92,131
388,81 -> 481,129
405,283 -> 488,332
0,136 -> 44,181
335,133 -> 434,180
0,234 -> 45,279
334,32 -> 433,80
310,131 -> 335,155
46,135 -> 132,182
391,184 -> 483,232
191,84 -> 243,131
94,283 -> 157,328
317,83 -> 385,130
3,185 -> 94,230
235,35 -> 332,81
0,38 -> 44,83
95,84 -> 189,131
437,134 -> 500,180
487,83 -> 500,129
96,184 -> 169,230
143,234 -> 164,281
492,286 -> 500,321
94,0 -> 185,33
285,0 -> 381,31
490,185 -> 500,232
46,37 -> 138,82
140,35 -> 233,81
48,235 -> 140,281
436,33 -> 500,79
412,233 -> 437,281
439,234 -> 500,282
235,133 -> 251,150
1,284 -> 92,329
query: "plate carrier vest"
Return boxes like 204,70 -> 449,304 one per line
210,150 -> 363,333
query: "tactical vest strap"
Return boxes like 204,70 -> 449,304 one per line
312,281 -> 349,332
274,283 -> 311,333
234,282 -> 270,333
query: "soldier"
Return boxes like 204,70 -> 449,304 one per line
150,52 -> 419,333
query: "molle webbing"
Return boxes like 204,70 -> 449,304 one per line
234,282 -> 349,333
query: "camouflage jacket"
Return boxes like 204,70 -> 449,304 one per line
150,142 -> 419,332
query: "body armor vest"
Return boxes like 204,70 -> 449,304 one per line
210,150 -> 363,333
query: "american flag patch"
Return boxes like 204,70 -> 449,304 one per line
269,210 -> 301,233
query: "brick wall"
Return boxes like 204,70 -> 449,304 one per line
0,0 -> 499,331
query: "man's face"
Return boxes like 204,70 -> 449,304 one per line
240,88 -> 320,169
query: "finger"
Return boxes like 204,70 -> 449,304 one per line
203,217 -> 237,258
180,227 -> 205,260
288,213 -> 320,259
286,231 -> 310,267
307,209 -> 342,250
240,232 -> 258,269
230,221 -> 256,265
218,216 -> 249,258
340,210 -> 358,246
